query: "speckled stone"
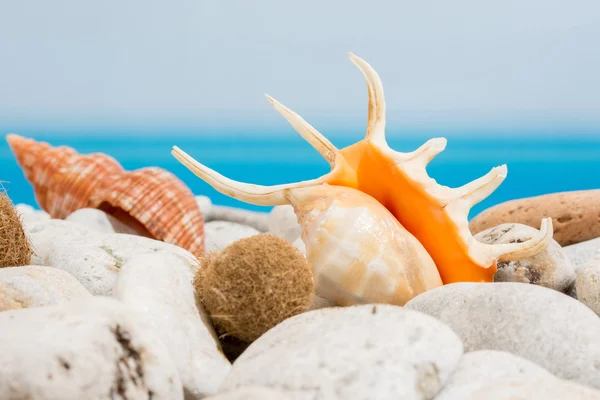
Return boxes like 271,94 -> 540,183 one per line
575,256 -> 600,315
0,296 -> 183,399
205,205 -> 269,232
405,282 -> 600,389
0,265 -> 91,311
221,304 -> 464,400
470,190 -> 600,246
475,223 -> 575,293
204,386 -> 291,400
203,221 -> 261,253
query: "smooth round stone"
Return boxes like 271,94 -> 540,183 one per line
266,205 -> 301,243
292,237 -> 306,255
14,203 -> 50,227
575,257 -> 600,315
205,205 -> 269,232
26,219 -> 198,295
475,223 -> 575,292
65,208 -> 140,235
564,237 -> 600,272
113,251 -> 231,398
204,386 -> 291,400
469,189 -> 600,246
221,304 -> 464,400
64,208 -> 139,235
468,377 -> 600,399
405,282 -> 600,389
195,195 -> 213,217
0,296 -> 183,399
0,265 -> 91,311
434,350 -> 553,399
204,221 -> 261,253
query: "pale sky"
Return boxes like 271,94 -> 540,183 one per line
0,0 -> 599,135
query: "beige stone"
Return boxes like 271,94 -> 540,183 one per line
470,190 -> 600,246
0,265 -> 91,311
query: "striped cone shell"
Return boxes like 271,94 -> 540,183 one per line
6,134 -> 124,219
89,167 -> 205,256
6,134 -> 205,256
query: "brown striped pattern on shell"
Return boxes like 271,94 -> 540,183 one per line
6,134 -> 205,256
6,134 -> 124,219
90,167 -> 205,256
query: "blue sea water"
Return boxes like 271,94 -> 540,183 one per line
1,132 -> 599,220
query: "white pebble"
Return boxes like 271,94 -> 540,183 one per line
575,256 -> 600,315
65,208 -> 140,235
113,251 -> 231,399
221,304 -> 463,400
266,205 -> 301,243
406,282 -> 600,389
0,296 -> 183,399
204,221 -> 260,253
0,265 -> 91,311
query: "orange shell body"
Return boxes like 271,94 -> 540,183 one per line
6,134 -> 205,256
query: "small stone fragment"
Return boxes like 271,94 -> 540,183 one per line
575,256 -> 600,315
469,189 -> 600,246
564,237 -> 600,273
405,282 -> 600,389
465,377 -> 600,399
204,386 -> 291,400
195,195 -> 213,216
65,208 -> 140,235
475,223 -> 575,292
26,219 -> 197,295
113,251 -> 231,399
266,205 -> 301,243
434,350 -> 553,399
0,265 -> 91,311
203,221 -> 261,253
0,296 -> 183,399
205,205 -> 269,232
221,304 -> 464,400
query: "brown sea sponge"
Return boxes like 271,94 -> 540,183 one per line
0,188 -> 32,268
195,233 -> 314,343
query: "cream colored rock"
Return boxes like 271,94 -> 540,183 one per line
475,223 -> 575,292
434,350 -> 553,399
204,221 -> 261,253
470,189 -> 600,246
195,195 -> 213,216
0,296 -> 183,399
15,203 -> 50,227
292,237 -> 306,255
113,251 -> 231,399
206,205 -> 269,232
221,304 -> 464,400
204,386 -> 291,400
575,256 -> 600,315
564,237 -> 600,272
26,219 -> 197,295
0,265 -> 91,311
267,205 -> 301,243
405,282 -> 600,389
66,208 -> 140,235
465,377 -> 600,400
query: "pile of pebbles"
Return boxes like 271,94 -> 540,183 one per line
2,192 -> 600,399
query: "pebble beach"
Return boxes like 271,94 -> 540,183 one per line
1,187 -> 600,399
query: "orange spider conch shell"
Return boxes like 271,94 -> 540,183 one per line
172,52 -> 554,285
7,134 -> 205,256
169,152 -> 443,305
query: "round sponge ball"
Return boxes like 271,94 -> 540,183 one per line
0,189 -> 32,268
195,233 -> 314,343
